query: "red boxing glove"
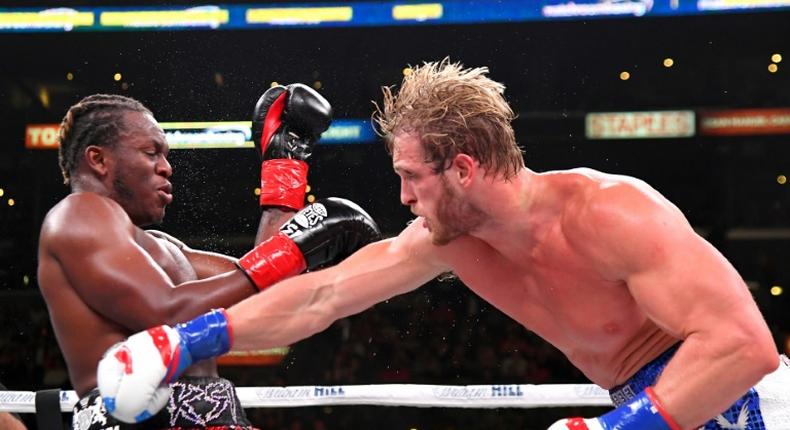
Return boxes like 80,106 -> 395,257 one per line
237,198 -> 381,291
252,84 -> 332,210
237,233 -> 306,291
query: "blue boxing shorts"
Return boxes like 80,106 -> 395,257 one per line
608,345 -> 790,429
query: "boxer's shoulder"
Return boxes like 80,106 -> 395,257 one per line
47,192 -> 128,223
41,192 -> 135,249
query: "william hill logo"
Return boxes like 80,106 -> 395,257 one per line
491,385 -> 523,397
314,386 -> 345,397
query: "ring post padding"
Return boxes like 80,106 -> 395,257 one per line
35,389 -> 64,430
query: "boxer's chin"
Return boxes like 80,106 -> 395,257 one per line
429,222 -> 463,246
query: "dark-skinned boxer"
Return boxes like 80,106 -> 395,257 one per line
39,86 -> 379,430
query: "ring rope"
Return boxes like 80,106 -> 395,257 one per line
0,384 -> 613,413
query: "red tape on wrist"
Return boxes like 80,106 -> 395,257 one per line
260,159 -> 308,210
644,387 -> 682,430
238,233 -> 307,291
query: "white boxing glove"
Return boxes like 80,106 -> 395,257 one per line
96,309 -> 232,423
96,326 -> 180,423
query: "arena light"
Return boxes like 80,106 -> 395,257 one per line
307,194 -> 316,203
699,108 -> 790,136
254,187 -> 261,196
99,7 -> 229,29
0,188 -> 4,197
66,72 -> 74,81
663,57 -> 674,68
543,1 -> 650,17
0,9 -> 93,31
619,71 -> 630,80
768,63 -> 778,73
25,120 -> 376,150
216,347 -> 289,366
698,0 -> 790,11
159,121 -> 252,149
392,3 -> 443,21
38,87 -> 50,109
770,285 -> 783,296
246,6 -> 352,24
778,175 -> 787,185
113,72 -> 122,81
772,53 -> 783,63
7,198 -> 15,207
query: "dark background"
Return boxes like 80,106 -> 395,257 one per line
0,3 -> 789,429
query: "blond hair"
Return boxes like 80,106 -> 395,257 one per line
374,59 -> 523,178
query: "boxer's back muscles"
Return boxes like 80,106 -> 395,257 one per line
38,192 -> 244,395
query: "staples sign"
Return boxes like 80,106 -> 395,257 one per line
586,111 -> 695,139
26,124 -> 61,149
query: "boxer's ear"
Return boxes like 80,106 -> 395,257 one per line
84,145 -> 109,177
452,154 -> 477,188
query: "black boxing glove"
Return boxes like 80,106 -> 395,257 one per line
237,197 -> 381,291
252,84 -> 332,210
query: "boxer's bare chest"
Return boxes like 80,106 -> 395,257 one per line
135,230 -> 198,285
445,228 -> 653,383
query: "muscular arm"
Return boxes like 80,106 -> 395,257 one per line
41,193 -> 256,329
146,206 -> 294,279
582,182 -> 778,428
228,219 -> 448,351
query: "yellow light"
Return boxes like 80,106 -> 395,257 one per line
772,53 -> 782,63
214,72 -> 224,87
7,198 -> 15,207
254,187 -> 261,196
270,81 -> 279,88
663,58 -> 674,68
778,175 -> 787,185
38,87 -> 50,108
0,188 -> 4,197
114,73 -> 122,81
392,3 -> 443,21
307,194 -> 316,203
313,81 -> 322,90
403,67 -> 413,76
246,7 -> 352,24
305,185 -> 311,193
619,71 -> 630,81
768,64 -> 778,73
100,9 -> 229,28
66,72 -> 74,81
0,10 -> 94,29
121,82 -> 129,90
770,285 -> 783,296
22,275 -> 29,286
